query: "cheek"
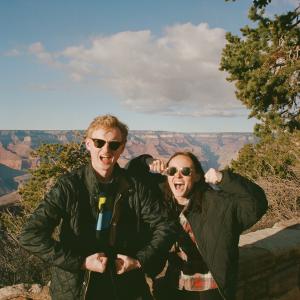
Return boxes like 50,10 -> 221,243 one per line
185,185 -> 193,195
113,150 -> 122,161
185,179 -> 194,191
90,148 -> 99,158
112,146 -> 124,160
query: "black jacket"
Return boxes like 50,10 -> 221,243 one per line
126,155 -> 268,300
19,162 -> 177,300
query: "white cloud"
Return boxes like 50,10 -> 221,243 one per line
4,49 -> 20,57
28,23 -> 244,117
28,83 -> 57,92
164,107 -> 247,118
28,42 -> 61,67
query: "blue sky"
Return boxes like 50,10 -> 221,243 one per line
1,0 -> 297,132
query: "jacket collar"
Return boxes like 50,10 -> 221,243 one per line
84,161 -> 132,198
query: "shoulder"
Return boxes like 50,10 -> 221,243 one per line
55,164 -> 86,192
200,186 -> 235,212
118,167 -> 147,192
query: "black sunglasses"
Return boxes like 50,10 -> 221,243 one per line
91,138 -> 123,151
166,166 -> 192,177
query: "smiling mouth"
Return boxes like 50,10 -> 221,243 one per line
174,183 -> 184,191
100,155 -> 113,164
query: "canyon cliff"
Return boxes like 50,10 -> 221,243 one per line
0,130 -> 254,197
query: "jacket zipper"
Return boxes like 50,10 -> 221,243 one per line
81,194 -> 123,300
81,270 -> 91,300
111,193 -> 122,226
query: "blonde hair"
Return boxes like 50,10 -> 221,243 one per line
85,115 -> 129,142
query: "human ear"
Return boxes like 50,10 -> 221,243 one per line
85,139 -> 92,151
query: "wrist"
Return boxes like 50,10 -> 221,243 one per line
135,259 -> 142,269
81,258 -> 87,270
216,171 -> 223,183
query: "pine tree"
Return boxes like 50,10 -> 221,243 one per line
224,1 -> 300,228
222,0 -> 300,136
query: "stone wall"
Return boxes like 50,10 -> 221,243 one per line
0,221 -> 299,300
237,221 -> 300,300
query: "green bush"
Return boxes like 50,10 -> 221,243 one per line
0,141 -> 89,287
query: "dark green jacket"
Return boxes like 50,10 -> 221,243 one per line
19,163 -> 177,300
185,170 -> 267,299
126,155 -> 268,300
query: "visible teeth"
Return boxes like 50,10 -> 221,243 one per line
100,156 -> 112,163
175,184 -> 183,190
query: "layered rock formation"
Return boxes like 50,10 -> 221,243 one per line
0,130 -> 254,197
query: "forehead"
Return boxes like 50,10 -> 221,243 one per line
169,155 -> 194,167
90,127 -> 123,140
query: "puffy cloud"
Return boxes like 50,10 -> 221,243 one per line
28,42 -> 60,67
29,23 -> 244,117
28,83 -> 58,92
4,49 -> 20,57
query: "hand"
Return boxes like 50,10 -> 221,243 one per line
147,158 -> 166,174
82,253 -> 108,273
204,168 -> 223,184
115,254 -> 141,274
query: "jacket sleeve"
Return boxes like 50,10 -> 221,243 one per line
134,182 -> 178,277
125,154 -> 166,189
218,170 -> 268,232
125,154 -> 153,174
18,179 -> 84,273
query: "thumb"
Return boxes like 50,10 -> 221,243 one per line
117,254 -> 126,260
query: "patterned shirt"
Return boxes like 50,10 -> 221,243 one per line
177,212 -> 218,292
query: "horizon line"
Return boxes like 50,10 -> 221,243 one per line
0,129 -> 253,134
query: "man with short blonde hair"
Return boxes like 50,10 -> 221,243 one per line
20,114 -> 176,300
85,114 -> 128,142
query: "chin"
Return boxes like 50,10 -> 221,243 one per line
174,192 -> 185,198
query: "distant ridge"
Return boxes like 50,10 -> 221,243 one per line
0,191 -> 20,207
0,164 -> 25,196
0,130 -> 255,197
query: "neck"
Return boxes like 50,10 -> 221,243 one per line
96,173 -> 113,183
92,164 -> 114,183
175,197 -> 189,206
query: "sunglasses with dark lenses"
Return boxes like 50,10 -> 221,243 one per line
166,166 -> 192,177
91,138 -> 122,151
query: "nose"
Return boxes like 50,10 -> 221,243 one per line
174,170 -> 183,178
102,141 -> 111,152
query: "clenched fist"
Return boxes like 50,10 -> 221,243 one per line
204,168 -> 223,185
146,158 -> 166,174
82,253 -> 108,273
115,254 -> 141,274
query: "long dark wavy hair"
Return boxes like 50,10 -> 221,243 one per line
163,151 -> 211,212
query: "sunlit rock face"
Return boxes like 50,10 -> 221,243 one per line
0,130 -> 254,196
